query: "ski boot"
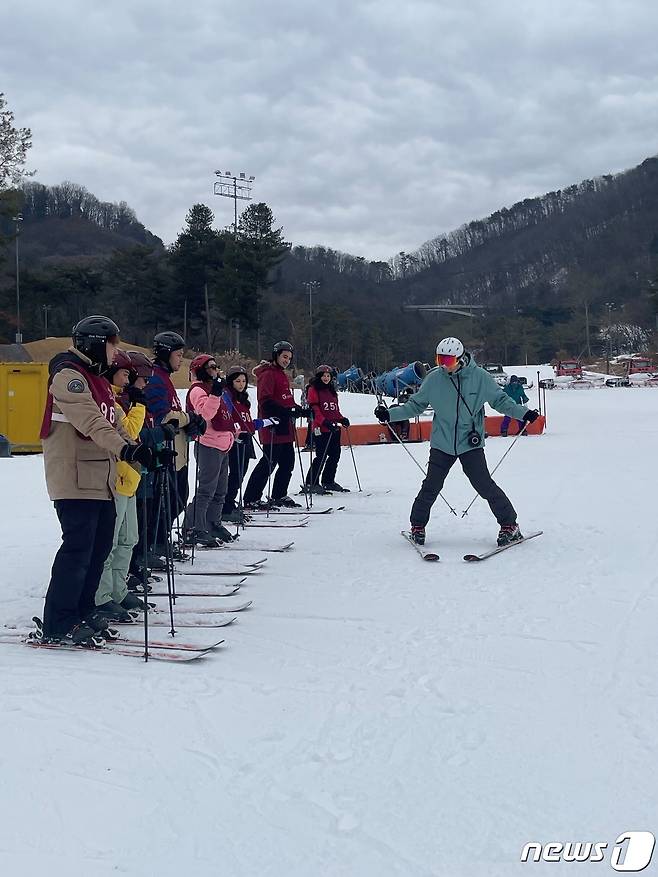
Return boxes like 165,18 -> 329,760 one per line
497,523 -> 523,547
126,572 -> 153,594
322,481 -> 350,493
275,495 -> 303,509
245,499 -> 279,511
300,483 -> 331,496
147,553 -> 168,572
44,621 -> 105,648
183,529 -> 222,548
223,508 -> 250,524
210,522 -> 237,543
120,592 -> 149,613
95,600 -> 135,623
410,524 -> 426,545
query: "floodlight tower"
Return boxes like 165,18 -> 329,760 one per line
213,170 -> 256,231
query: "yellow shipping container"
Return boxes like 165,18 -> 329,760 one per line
0,362 -> 49,453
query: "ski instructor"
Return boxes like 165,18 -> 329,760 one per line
374,337 -> 539,547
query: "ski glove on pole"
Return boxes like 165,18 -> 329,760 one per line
160,422 -> 179,441
185,413 -> 207,438
340,417 -> 350,427
523,409 -> 540,423
374,405 -> 390,422
120,443 -> 153,468
154,447 -> 177,467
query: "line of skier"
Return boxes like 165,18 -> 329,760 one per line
38,316 -> 352,646
38,316 -> 539,648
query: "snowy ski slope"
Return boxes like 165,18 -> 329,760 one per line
1,379 -> 656,875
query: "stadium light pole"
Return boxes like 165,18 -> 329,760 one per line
13,213 -> 23,343
605,301 -> 614,375
213,170 -> 255,232
303,281 -> 320,367
42,304 -> 52,338
213,170 -> 255,351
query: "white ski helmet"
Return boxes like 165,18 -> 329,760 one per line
436,337 -> 464,358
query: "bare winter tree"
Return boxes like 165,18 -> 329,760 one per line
0,92 -> 33,189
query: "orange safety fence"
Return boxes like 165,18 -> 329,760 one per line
296,415 -> 545,447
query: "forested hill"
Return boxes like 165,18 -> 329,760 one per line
2,181 -> 163,264
2,157 -> 658,367
393,155 -> 658,304
275,155 -> 658,365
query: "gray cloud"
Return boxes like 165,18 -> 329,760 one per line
2,0 -> 658,259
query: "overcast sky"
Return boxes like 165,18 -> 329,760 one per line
2,0 -> 658,260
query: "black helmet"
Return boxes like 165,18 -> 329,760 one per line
153,331 -> 185,367
72,315 -> 120,371
226,364 -> 249,385
272,340 -> 293,361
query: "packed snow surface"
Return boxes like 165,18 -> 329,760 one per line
1,379 -> 657,875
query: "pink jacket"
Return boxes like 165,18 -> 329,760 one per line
188,385 -> 236,452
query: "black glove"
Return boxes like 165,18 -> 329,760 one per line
126,385 -> 146,405
340,417 -> 350,427
160,422 -> 178,442
120,443 -> 153,468
236,432 -> 250,443
185,413 -> 207,438
374,405 -> 390,423
523,409 -> 540,423
291,406 -> 312,419
328,422 -> 341,433
154,447 -> 177,467
210,377 -> 224,397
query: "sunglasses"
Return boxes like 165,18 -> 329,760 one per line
436,353 -> 458,368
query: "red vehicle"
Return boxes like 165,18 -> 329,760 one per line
555,360 -> 583,378
624,356 -> 654,375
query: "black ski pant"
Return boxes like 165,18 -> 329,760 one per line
307,430 -> 341,486
223,439 -> 252,514
243,441 -> 295,503
43,498 -> 116,637
410,447 -> 516,527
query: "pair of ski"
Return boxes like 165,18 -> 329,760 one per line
401,530 -> 543,562
147,579 -> 244,598
247,507 -> 343,516
186,542 -> 294,555
0,619 -> 225,663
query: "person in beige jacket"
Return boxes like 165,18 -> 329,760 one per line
39,316 -> 152,645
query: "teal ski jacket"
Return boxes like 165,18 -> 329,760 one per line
503,381 -> 529,404
387,353 -> 529,456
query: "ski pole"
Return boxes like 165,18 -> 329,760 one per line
294,418 -> 311,511
307,428 -> 333,495
141,478 -> 150,661
160,463 -> 177,636
233,438 -> 244,538
461,423 -> 528,518
189,438 -> 201,565
266,426 -> 275,517
376,392 -> 456,516
345,425 -> 362,492
307,427 -> 315,509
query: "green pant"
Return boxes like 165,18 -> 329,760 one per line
96,494 -> 138,606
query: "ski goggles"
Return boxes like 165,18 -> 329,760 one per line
436,353 -> 459,369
